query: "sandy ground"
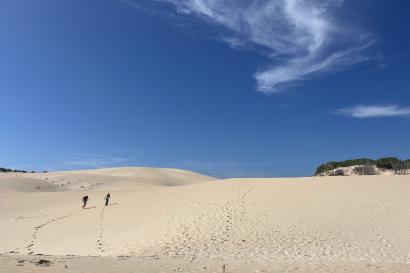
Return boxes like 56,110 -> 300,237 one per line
1,168 -> 410,272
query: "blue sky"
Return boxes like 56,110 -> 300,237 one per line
0,0 -> 409,177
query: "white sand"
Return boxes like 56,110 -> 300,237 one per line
1,168 -> 410,272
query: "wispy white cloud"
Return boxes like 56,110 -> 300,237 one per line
173,160 -> 278,178
337,105 -> 410,118
62,153 -> 132,169
132,0 -> 373,93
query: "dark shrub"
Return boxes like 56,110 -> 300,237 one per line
315,157 -> 410,175
353,165 -> 378,175
328,169 -> 347,176
375,157 -> 401,170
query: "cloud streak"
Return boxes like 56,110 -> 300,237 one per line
62,153 -> 133,169
134,0 -> 373,93
337,105 -> 410,118
174,160 -> 278,178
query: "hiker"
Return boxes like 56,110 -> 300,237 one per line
104,193 -> 110,206
82,195 -> 89,209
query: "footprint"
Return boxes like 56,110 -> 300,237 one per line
97,207 -> 106,253
26,209 -> 80,255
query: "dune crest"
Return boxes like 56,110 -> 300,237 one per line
0,167 -> 216,192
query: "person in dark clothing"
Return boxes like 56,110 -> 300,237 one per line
104,193 -> 110,206
82,195 -> 89,209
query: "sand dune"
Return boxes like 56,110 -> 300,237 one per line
0,174 -> 63,192
2,167 -> 216,191
1,168 -> 410,272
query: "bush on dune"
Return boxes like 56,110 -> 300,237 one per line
315,157 -> 410,175
0,167 -> 29,173
353,165 -> 378,175
0,167 -> 13,173
315,158 -> 374,175
375,157 -> 401,170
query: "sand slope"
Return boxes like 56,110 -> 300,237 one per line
1,169 -> 410,272
1,167 -> 216,192
0,175 -> 62,192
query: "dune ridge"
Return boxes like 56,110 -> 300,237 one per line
1,167 -> 216,192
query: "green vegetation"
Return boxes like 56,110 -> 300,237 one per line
374,157 -> 401,170
315,158 -> 373,175
315,157 -> 410,175
0,167 -> 31,173
353,165 -> 378,176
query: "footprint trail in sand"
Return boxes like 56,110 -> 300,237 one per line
97,207 -> 106,254
26,209 -> 80,255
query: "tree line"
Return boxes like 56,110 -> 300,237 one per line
0,167 -> 37,173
